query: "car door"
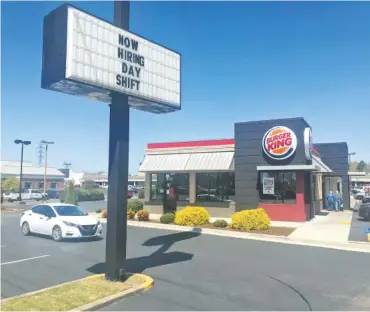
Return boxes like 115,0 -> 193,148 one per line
37,205 -> 57,235
29,205 -> 44,233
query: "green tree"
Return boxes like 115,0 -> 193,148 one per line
65,180 -> 78,205
356,160 -> 367,172
82,180 -> 97,190
2,177 -> 20,192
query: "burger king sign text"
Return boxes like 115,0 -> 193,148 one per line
262,126 -> 298,160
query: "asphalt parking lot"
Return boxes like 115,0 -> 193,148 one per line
2,211 -> 370,310
348,209 -> 370,243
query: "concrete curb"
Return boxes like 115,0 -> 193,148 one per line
0,273 -> 154,311
97,218 -> 370,253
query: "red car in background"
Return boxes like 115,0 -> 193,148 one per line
127,190 -> 133,199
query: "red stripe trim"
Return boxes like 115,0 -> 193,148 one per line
147,139 -> 235,149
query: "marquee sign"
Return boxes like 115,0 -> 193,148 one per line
41,4 -> 181,114
262,126 -> 297,160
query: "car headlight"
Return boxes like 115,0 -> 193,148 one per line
63,221 -> 78,227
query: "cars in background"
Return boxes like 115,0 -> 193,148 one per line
4,189 -> 43,202
20,203 -> 103,241
46,190 -> 60,199
358,202 -> 370,221
127,190 -> 133,199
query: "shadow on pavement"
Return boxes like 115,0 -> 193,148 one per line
87,231 -> 201,274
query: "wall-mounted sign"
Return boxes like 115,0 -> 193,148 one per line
303,127 -> 313,161
262,177 -> 275,195
41,5 -> 181,114
262,126 -> 297,160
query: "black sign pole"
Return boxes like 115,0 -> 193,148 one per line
105,0 -> 130,281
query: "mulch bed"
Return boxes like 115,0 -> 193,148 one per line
132,219 -> 296,237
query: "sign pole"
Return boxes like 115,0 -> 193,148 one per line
105,0 -> 130,281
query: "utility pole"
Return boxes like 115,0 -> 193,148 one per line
14,140 -> 31,200
37,143 -> 45,167
41,140 -> 54,199
63,161 -> 72,169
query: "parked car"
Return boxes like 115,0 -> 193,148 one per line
4,189 -> 43,202
20,203 -> 103,241
358,202 -> 370,221
127,190 -> 133,199
46,190 -> 60,199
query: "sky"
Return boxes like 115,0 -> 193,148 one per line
1,1 -> 370,174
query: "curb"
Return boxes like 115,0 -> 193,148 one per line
0,273 -> 154,311
99,218 -> 370,253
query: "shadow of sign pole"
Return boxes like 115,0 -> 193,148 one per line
105,0 -> 130,281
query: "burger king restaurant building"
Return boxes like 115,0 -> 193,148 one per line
139,117 -> 350,222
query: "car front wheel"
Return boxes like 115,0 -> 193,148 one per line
52,226 -> 63,242
22,222 -> 31,236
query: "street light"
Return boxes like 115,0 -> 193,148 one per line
41,140 -> 54,200
14,139 -> 31,201
348,152 -> 356,165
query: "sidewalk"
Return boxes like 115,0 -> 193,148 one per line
91,210 -> 370,253
289,210 -> 353,244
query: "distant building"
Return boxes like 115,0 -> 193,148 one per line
1,160 -> 65,191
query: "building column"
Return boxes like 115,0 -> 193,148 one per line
189,172 -> 196,204
144,173 -> 151,202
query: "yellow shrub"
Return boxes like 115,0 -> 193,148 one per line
101,209 -> 108,218
231,208 -> 270,231
174,206 -> 210,226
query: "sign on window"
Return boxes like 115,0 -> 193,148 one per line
262,177 -> 275,195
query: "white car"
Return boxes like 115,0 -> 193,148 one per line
20,203 -> 103,241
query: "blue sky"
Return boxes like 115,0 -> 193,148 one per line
2,1 -> 370,174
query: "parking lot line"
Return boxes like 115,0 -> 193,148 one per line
1,255 -> 50,266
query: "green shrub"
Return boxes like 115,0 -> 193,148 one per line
77,188 -> 105,201
174,206 -> 210,226
64,181 -> 78,205
138,188 -> 145,199
137,209 -> 149,221
213,219 -> 228,228
160,213 -> 175,224
231,208 -> 271,231
127,199 -> 143,213
95,208 -> 102,213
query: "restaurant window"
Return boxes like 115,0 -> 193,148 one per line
258,171 -> 296,204
24,182 -> 32,190
196,172 -> 235,202
38,182 -> 44,190
50,182 -> 57,190
151,173 -> 189,201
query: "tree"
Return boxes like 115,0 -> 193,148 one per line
349,161 -> 358,172
356,160 -> 367,172
82,179 -> 97,190
64,180 -> 78,205
2,177 -> 20,192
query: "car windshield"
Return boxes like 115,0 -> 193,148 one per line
54,205 -> 88,216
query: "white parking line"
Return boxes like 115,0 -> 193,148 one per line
1,255 -> 50,266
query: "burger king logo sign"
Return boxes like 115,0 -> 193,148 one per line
262,126 -> 297,160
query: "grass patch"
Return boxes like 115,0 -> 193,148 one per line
1,274 -> 146,311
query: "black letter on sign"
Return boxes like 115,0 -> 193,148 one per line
131,40 -> 138,51
118,34 -> 124,45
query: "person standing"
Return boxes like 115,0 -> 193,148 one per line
334,190 -> 343,211
327,191 -> 335,211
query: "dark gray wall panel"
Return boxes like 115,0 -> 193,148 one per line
234,117 -> 311,211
